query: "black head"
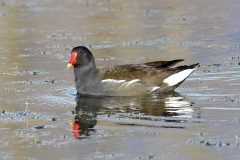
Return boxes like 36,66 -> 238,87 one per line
67,46 -> 96,68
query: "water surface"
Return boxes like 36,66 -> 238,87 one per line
0,0 -> 240,159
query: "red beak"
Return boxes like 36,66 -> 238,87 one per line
67,51 -> 77,68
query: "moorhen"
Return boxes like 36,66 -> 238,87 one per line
67,46 -> 199,96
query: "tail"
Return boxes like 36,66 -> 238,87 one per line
163,63 -> 200,87
176,63 -> 200,70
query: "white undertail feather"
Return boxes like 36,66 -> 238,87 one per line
163,68 -> 196,86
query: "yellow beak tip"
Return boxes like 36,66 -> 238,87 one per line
67,63 -> 73,69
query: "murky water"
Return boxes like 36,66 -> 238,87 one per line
0,0 -> 240,159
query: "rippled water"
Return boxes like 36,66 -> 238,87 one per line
0,0 -> 240,159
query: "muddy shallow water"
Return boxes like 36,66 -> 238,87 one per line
0,0 -> 240,159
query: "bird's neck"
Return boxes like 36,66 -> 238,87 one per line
74,63 -> 98,81
73,61 -> 101,94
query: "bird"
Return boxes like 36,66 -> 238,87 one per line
67,46 -> 199,96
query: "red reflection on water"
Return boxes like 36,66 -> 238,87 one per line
73,122 -> 80,138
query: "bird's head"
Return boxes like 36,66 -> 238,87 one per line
67,46 -> 95,68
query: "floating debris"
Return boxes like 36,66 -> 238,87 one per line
33,139 -> 42,144
212,64 -> 223,67
44,80 -> 55,84
34,125 -> 45,129
32,71 -> 39,75
187,139 -> 231,147
0,111 -> 46,121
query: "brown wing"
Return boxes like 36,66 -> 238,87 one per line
144,59 -> 184,68
100,64 -> 149,81
100,59 -> 198,86
100,65 -> 181,86
100,59 -> 184,78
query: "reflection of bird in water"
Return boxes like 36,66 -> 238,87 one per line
138,92 -> 196,118
99,92 -> 197,118
71,92 -> 199,138
72,96 -> 100,138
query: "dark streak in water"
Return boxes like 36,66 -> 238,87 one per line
116,122 -> 185,129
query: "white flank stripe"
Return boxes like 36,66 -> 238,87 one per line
125,79 -> 140,87
101,79 -> 126,84
163,69 -> 195,86
101,79 -> 141,88
150,86 -> 160,92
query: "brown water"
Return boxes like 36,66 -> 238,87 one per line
0,0 -> 240,159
